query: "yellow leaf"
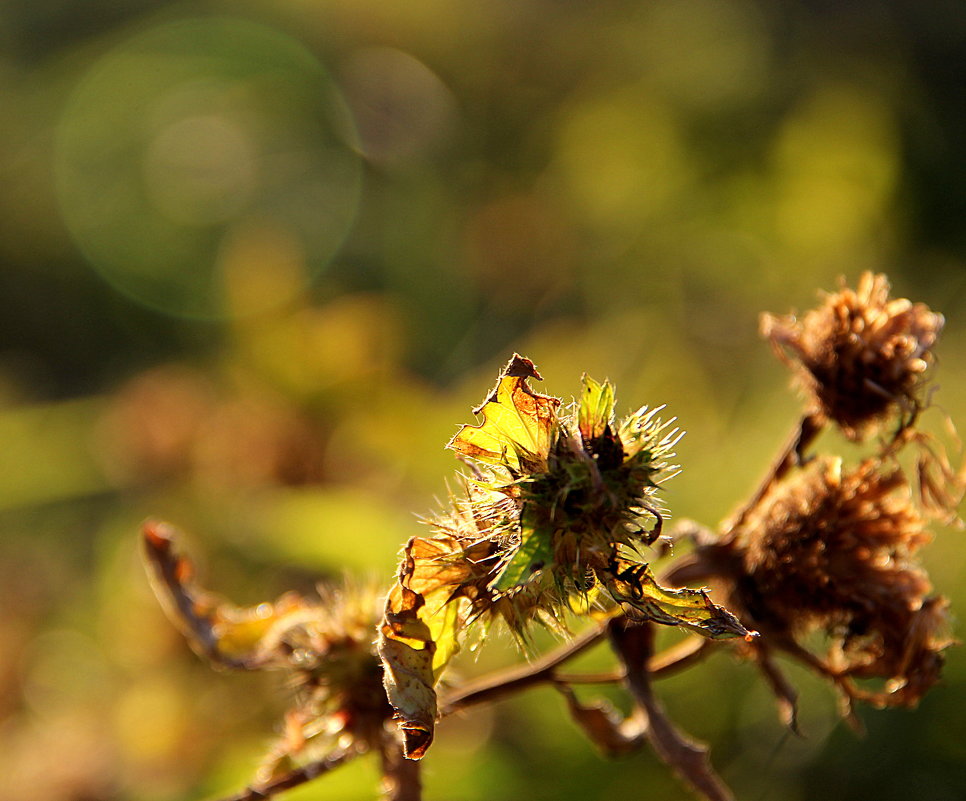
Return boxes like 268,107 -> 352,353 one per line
448,354 -> 560,473
578,374 -> 615,443
605,557 -> 754,640
378,534 -> 487,758
141,520 -> 318,669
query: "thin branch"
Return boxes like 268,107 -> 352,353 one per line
649,635 -> 712,679
441,623 -> 718,717
752,644 -> 801,735
439,622 -> 608,714
211,745 -> 363,801
608,619 -> 735,801
723,413 -> 823,535
552,670 -> 625,685
771,637 -> 868,734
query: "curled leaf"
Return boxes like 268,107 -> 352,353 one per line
448,354 -> 560,473
142,520 -> 300,668
557,685 -> 645,757
378,535 -> 481,758
605,557 -> 754,641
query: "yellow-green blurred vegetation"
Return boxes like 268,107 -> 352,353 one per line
2,1 -> 966,799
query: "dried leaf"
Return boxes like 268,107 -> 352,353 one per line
557,685 -> 645,757
142,520 -> 301,668
605,557 -> 753,640
448,354 -> 560,473
378,536 -> 476,759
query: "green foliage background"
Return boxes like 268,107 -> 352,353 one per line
2,2 -> 965,799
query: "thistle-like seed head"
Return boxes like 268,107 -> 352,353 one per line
761,272 -> 943,438
731,459 -> 951,705
445,358 -> 688,636
378,356 -> 751,759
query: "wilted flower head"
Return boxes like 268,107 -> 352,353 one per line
141,522 -> 391,777
725,458 -> 952,707
379,355 -> 751,759
761,272 -> 943,438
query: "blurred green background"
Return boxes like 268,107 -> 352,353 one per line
2,1 -> 966,799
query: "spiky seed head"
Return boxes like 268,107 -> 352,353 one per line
761,272 -> 944,438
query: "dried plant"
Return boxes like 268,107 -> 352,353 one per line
761,272 -> 944,438
144,272 -> 961,801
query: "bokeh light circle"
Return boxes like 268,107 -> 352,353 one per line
54,17 -> 362,319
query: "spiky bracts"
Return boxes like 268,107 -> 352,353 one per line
446,357 -> 746,637
378,355 -> 751,759
668,274 -> 958,726
732,458 -> 952,706
761,271 -> 943,438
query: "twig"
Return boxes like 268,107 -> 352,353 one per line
441,624 -> 716,716
723,413 -> 823,535
552,670 -> 625,684
771,637 -> 868,734
649,635 -> 712,678
752,644 -> 801,735
211,745 -> 363,801
439,622 -> 609,714
608,619 -> 735,801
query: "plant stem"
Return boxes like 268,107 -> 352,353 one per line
552,670 -> 625,684
211,745 -> 362,801
439,622 -> 609,714
723,413 -> 823,535
380,734 -> 422,801
608,619 -> 735,801
441,625 -> 715,715
649,635 -> 711,678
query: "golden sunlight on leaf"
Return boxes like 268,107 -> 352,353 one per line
605,557 -> 753,641
577,374 -> 615,444
378,535 -> 478,759
142,520 -> 283,668
448,354 -> 560,473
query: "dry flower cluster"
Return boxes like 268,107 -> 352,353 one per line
143,272 -> 962,801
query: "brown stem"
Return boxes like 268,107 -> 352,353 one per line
649,636 -> 712,678
379,732 -> 422,801
441,623 -> 716,716
723,413 -> 823,535
552,670 -> 626,684
439,622 -> 609,714
772,637 -> 867,734
752,643 -> 801,735
211,745 -> 363,801
608,619 -> 735,801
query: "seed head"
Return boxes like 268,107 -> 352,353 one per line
731,459 -> 951,705
761,272 -> 943,438
141,522 -> 391,761
378,356 -> 750,759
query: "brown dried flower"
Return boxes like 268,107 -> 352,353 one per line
725,458 -> 951,708
761,272 -> 944,438
141,522 -> 393,779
